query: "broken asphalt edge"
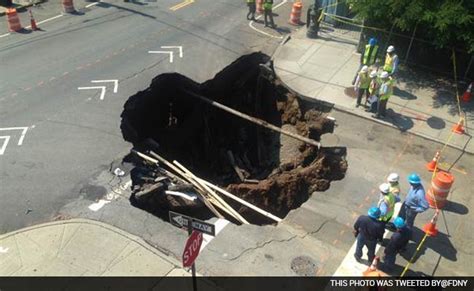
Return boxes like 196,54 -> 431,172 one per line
273,61 -> 473,156
0,0 -> 47,17
0,218 -> 183,272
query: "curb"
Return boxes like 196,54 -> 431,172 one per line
275,70 -> 474,155
0,0 -> 46,17
272,40 -> 473,156
0,218 -> 183,269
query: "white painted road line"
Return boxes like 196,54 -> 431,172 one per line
0,127 -> 30,155
0,33 -> 11,38
36,14 -> 63,26
0,246 -> 9,253
161,46 -> 183,58
78,86 -> 107,100
85,1 -> 100,8
200,219 -> 230,252
249,0 -> 288,39
149,46 -> 184,63
333,202 -> 402,276
91,79 -> 119,93
0,136 -> 11,156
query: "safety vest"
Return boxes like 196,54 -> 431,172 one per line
379,77 -> 394,101
263,0 -> 273,10
368,78 -> 379,95
390,183 -> 400,197
358,72 -> 370,89
383,53 -> 394,73
378,193 -> 395,222
363,44 -> 378,66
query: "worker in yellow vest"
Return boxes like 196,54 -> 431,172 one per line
354,65 -> 370,107
366,70 -> 379,112
378,183 -> 396,230
246,0 -> 256,21
263,0 -> 276,28
352,38 -> 379,85
383,46 -> 399,76
374,71 -> 394,119
387,173 -> 401,199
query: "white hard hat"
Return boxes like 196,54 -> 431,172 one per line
387,45 -> 395,53
387,173 -> 399,183
369,70 -> 377,78
379,183 -> 390,194
360,65 -> 369,73
380,71 -> 389,79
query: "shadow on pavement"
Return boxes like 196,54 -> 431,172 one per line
443,201 -> 469,215
393,86 -> 417,100
95,1 -> 156,19
385,109 -> 415,132
403,227 -> 457,262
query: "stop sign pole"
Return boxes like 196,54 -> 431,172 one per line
187,223 -> 198,291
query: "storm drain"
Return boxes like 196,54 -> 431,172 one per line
120,52 -> 348,225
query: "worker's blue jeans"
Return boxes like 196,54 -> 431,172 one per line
355,234 -> 376,262
399,203 -> 418,227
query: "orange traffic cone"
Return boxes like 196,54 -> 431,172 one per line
423,210 -> 439,237
462,82 -> 472,102
452,117 -> 465,135
288,1 -> 303,25
29,9 -> 38,31
426,151 -> 440,172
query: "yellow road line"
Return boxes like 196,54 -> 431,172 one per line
170,0 -> 194,11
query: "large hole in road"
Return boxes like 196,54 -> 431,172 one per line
120,52 -> 348,225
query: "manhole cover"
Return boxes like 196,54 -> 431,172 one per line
290,256 -> 318,276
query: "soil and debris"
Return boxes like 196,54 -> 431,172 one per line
120,52 -> 348,225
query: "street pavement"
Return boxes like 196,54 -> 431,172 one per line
274,24 -> 474,154
1,0 -> 473,278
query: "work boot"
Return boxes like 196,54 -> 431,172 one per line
353,254 -> 362,263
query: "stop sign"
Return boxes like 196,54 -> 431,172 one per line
182,230 -> 204,268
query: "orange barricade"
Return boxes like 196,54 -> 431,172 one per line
6,8 -> 23,32
256,0 -> 263,15
62,0 -> 76,13
426,171 -> 454,209
288,1 -> 303,25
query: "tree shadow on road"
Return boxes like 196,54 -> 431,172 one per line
95,1 -> 156,19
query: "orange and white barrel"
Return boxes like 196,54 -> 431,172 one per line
256,0 -> 263,14
426,171 -> 454,209
6,8 -> 23,32
289,1 -> 303,25
62,0 -> 76,13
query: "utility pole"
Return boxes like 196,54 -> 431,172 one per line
306,0 -> 322,39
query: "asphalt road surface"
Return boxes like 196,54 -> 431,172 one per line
0,0 -> 293,233
1,0 -> 473,277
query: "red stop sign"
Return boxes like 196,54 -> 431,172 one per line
182,230 -> 204,268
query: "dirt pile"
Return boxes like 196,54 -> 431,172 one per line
120,52 -> 348,225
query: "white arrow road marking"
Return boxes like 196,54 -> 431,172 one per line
78,86 -> 107,100
0,136 -> 11,155
91,79 -> 119,93
0,127 -> 30,155
161,46 -> 183,58
149,46 -> 183,63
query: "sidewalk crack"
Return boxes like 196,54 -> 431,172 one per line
226,218 -> 334,261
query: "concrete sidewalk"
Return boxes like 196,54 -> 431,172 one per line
0,218 -> 190,277
274,25 -> 474,154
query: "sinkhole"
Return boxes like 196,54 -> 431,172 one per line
120,52 -> 348,225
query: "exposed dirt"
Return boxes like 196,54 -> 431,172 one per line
120,52 -> 348,225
